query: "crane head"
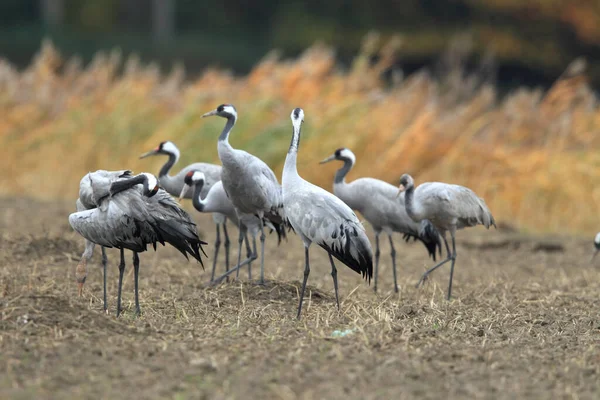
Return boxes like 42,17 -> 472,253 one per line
319,147 -> 355,165
397,174 -> 414,197
291,107 -> 304,122
290,107 -> 304,132
179,171 -> 205,201
139,141 -> 178,159
202,104 -> 237,120
141,173 -> 160,197
183,170 -> 205,185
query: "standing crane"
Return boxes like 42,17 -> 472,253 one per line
283,108 -> 373,319
69,172 -> 207,316
320,147 -> 441,293
179,170 -> 285,282
74,169 -> 133,311
139,141 -> 230,271
202,104 -> 287,285
397,174 -> 496,300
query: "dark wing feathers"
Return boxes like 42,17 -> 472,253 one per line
317,222 -> 373,283
317,221 -> 373,283
147,192 -> 208,266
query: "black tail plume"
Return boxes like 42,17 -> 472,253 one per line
318,225 -> 373,283
419,220 -> 442,260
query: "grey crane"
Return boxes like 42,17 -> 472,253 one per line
74,169 -> 133,310
592,233 -> 600,262
283,108 -> 373,319
397,174 -> 496,300
202,104 -> 287,285
139,141 -> 230,271
178,170 -> 266,282
69,172 -> 207,316
320,147 -> 441,293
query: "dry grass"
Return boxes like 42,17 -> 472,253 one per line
1,197 -> 600,399
0,37 -> 599,236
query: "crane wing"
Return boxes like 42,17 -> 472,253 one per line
416,182 -> 496,229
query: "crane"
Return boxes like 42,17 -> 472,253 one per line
283,108 -> 373,318
397,173 -> 496,300
202,104 -> 287,285
320,147 -> 441,293
179,170 -> 286,283
69,172 -> 207,316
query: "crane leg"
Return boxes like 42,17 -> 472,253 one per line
388,234 -> 399,293
235,227 -> 244,280
252,235 -> 258,275
244,232 -> 253,280
222,222 -> 230,276
373,232 -> 381,293
116,248 -> 126,317
210,223 -> 221,282
76,240 -> 95,296
210,256 -> 255,285
446,233 -> 457,300
101,246 -> 108,313
258,220 -> 266,285
133,252 -> 141,316
296,246 -> 311,319
415,234 -> 452,289
328,253 -> 340,311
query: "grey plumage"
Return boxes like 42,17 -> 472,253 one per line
402,180 -> 496,231
398,173 -> 496,300
283,108 -> 373,319
79,169 -> 133,209
320,147 -> 442,293
69,171 -> 207,316
202,104 -> 287,284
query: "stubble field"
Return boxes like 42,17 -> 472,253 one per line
1,196 -> 598,399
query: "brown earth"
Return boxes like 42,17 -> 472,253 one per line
0,196 -> 599,399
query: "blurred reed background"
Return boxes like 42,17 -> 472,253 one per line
0,1 -> 599,236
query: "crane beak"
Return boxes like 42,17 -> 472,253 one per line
178,185 -> 190,202
139,149 -> 158,159
396,184 -> 406,198
202,109 -> 218,118
319,155 -> 336,164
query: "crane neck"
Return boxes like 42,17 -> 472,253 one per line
403,184 -> 418,221
158,150 -> 180,178
283,125 -> 301,178
191,182 -> 206,213
218,115 -> 237,143
110,174 -> 149,197
334,158 -> 354,184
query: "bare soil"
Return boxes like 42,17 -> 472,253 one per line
1,196 -> 599,399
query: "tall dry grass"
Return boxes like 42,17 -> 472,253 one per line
1,37 -> 599,235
